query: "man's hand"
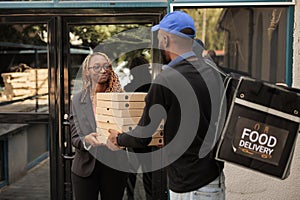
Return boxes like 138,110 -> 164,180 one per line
108,129 -> 121,146
106,138 -> 122,151
106,129 -> 124,151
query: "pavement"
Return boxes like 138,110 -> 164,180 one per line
224,136 -> 300,200
0,158 -> 146,200
0,158 -> 50,200
0,137 -> 300,200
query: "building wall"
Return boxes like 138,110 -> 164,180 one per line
7,126 -> 27,183
293,1 -> 300,88
224,137 -> 300,200
224,5 -> 300,199
1,123 -> 48,185
221,7 -> 287,82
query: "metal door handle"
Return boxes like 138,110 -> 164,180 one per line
63,113 -> 70,125
62,153 -> 75,160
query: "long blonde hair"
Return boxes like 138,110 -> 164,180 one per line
80,52 -> 123,103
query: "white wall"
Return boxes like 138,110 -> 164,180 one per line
225,4 -> 300,199
293,0 -> 300,88
224,137 -> 300,200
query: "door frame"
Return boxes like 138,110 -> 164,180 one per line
0,8 -> 167,199
60,9 -> 166,199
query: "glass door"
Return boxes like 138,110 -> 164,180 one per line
0,8 -> 168,200
61,10 -> 168,200
0,16 -> 53,198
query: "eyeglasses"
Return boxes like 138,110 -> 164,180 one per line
88,64 -> 111,73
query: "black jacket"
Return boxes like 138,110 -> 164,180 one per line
118,57 -> 224,192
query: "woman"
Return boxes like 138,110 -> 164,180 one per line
69,52 -> 127,200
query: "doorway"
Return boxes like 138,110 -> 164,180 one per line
0,8 -> 167,200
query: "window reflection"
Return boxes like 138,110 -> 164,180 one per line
179,7 -> 287,83
0,24 -> 48,113
69,24 -> 152,97
0,0 -> 50,1
0,123 -> 49,192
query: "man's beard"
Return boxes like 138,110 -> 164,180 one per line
160,49 -> 171,65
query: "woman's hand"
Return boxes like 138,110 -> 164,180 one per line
84,131 -> 122,151
84,132 -> 104,147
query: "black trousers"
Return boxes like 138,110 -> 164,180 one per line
125,147 -> 154,200
72,160 -> 128,200
126,171 -> 152,200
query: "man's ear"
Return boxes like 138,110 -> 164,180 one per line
163,35 -> 169,48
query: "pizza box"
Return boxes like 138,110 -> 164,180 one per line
96,92 -> 147,102
148,137 -> 164,146
96,114 -> 141,125
96,107 -> 144,118
97,119 -> 164,131
97,127 -> 163,137
96,128 -> 164,146
97,122 -> 137,132
97,100 -> 145,109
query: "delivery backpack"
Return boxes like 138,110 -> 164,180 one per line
204,58 -> 300,180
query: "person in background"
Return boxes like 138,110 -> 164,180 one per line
69,52 -> 128,200
108,11 -> 225,200
124,55 -> 152,93
193,38 -> 205,58
124,55 -> 153,200
205,50 -> 220,67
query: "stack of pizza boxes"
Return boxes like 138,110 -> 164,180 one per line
95,92 -> 164,146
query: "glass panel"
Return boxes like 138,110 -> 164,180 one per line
173,0 -> 293,2
60,0 -> 166,2
0,140 -> 5,182
68,23 -> 153,199
69,24 -> 152,96
27,124 -> 48,164
0,23 -> 49,113
177,7 -> 288,84
0,0 -> 51,1
0,123 -> 49,198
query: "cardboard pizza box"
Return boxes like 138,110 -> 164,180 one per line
148,137 -> 164,146
96,114 -> 141,125
97,119 -> 164,131
96,128 -> 164,146
152,130 -> 164,138
96,107 -> 144,118
97,127 -> 163,137
96,92 -> 147,102
97,100 -> 145,109
97,122 -> 137,132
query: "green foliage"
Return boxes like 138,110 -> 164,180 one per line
70,24 -> 152,63
181,8 -> 225,51
0,24 -> 47,46
70,24 -> 150,49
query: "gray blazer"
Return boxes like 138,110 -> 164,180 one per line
70,90 -> 129,177
70,90 -> 96,177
